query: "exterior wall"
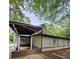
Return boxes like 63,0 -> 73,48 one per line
67,40 -> 70,46
57,39 -> 69,46
20,37 -> 30,46
42,36 -> 70,51
42,37 -> 53,48
32,36 -> 41,48
13,34 -> 69,52
57,39 -> 63,46
42,46 -> 69,51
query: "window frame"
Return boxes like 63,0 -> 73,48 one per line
53,39 -> 58,45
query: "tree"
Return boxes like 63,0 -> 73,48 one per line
44,23 -> 70,38
28,0 -> 70,22
23,17 -> 31,24
9,0 -> 25,22
9,0 -> 70,22
44,15 -> 70,38
9,32 -> 14,44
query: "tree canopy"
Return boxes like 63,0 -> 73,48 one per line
9,0 -> 70,22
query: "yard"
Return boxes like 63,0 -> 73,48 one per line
11,48 -> 70,59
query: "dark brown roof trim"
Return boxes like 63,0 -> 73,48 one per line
9,21 -> 42,28
33,34 -> 70,40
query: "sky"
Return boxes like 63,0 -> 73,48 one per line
25,11 -> 43,25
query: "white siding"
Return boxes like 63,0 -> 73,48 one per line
57,39 -> 63,46
42,46 -> 69,51
33,36 -> 41,48
42,37 -> 53,47
42,36 -> 70,51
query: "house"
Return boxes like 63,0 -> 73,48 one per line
32,34 -> 69,51
9,21 -> 70,52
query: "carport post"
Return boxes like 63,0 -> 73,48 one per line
13,24 -> 20,51
14,32 -> 16,50
14,33 -> 20,51
30,35 -> 33,50
18,35 -> 20,51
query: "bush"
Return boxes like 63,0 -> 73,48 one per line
9,32 -> 14,44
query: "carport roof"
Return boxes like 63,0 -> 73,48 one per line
9,21 -> 42,35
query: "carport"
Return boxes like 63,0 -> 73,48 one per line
9,21 -> 42,51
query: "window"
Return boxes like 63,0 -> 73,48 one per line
53,39 -> 58,45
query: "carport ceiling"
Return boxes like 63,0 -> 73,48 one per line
9,21 -> 42,35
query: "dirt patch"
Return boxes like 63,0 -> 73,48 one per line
11,48 -> 70,59
44,48 -> 70,59
12,54 -> 49,59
